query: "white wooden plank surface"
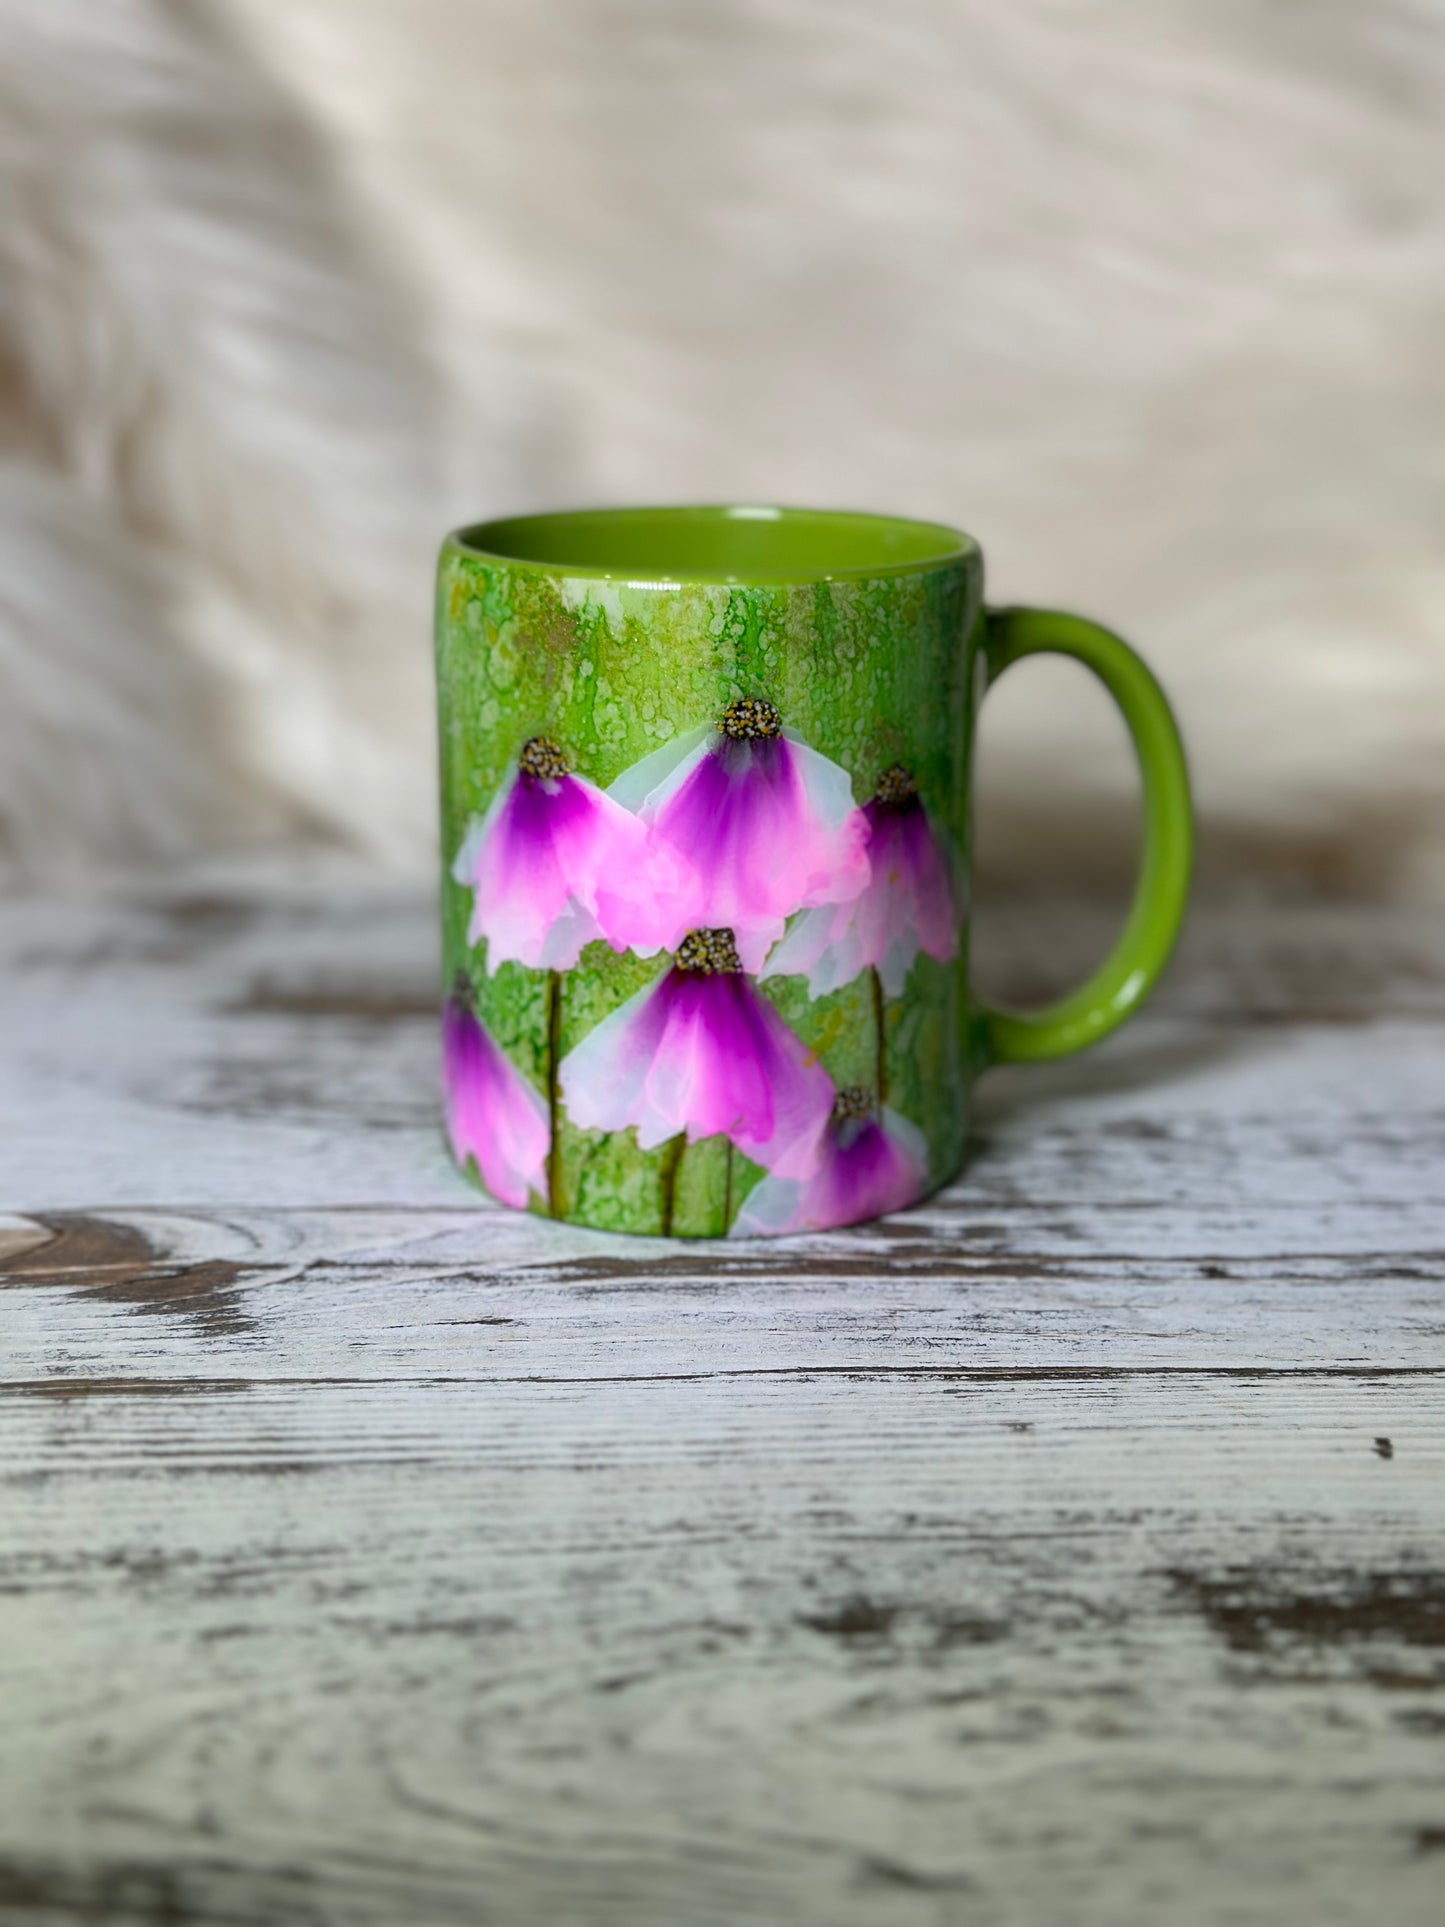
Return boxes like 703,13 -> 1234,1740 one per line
1,871 -> 1443,1926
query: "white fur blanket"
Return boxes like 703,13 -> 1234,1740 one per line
2,0 -> 1442,900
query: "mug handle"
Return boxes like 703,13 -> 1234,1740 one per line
973,606 -> 1193,1067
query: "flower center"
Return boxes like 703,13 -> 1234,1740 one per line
873,763 -> 918,810
674,927 -> 743,974
719,698 -> 782,741
519,736 -> 569,780
832,1085 -> 874,1121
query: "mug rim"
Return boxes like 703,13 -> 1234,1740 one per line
447,503 -> 977,586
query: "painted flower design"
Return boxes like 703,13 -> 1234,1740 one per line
442,985 -> 551,1210
452,736 -> 693,973
730,1086 -> 929,1237
606,700 -> 870,973
558,927 -> 835,1176
761,764 -> 957,997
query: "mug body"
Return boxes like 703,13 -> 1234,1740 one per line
435,506 -> 983,1238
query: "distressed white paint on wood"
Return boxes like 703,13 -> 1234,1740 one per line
0,871 -> 1443,1926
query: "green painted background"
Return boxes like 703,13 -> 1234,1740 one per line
435,542 -> 984,1236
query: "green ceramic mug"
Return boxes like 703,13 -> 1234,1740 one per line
435,505 -> 1191,1238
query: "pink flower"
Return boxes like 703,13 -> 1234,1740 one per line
761,765 -> 957,997
558,927 -> 835,1176
453,736 -> 693,973
730,1089 -> 929,1237
442,990 -> 550,1210
607,702 -> 869,972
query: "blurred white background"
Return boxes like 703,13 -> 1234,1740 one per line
2,0 -> 1442,899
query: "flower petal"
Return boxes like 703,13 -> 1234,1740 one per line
876,802 -> 958,989
559,968 -> 834,1171
616,728 -> 869,967
759,897 -> 868,996
556,971 -> 675,1145
641,974 -> 780,1152
442,1000 -> 550,1210
584,815 -> 698,957
730,1105 -> 929,1237
454,768 -> 694,969
761,794 -> 958,997
605,724 -> 712,812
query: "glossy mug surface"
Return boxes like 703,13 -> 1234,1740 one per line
434,506 -> 1191,1238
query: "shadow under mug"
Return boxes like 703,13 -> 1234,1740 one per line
435,505 -> 1191,1239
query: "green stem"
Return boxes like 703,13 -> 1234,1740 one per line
546,969 -> 564,1218
869,965 -> 888,1110
659,1134 -> 686,1237
721,1141 -> 734,1234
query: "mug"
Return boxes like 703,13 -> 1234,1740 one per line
434,505 -> 1190,1238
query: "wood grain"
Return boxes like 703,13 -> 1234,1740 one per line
1,873 -> 1442,1925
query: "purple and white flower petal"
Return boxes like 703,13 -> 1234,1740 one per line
442,991 -> 550,1210
761,764 -> 958,997
453,736 -> 694,973
607,702 -> 870,973
729,1089 -> 929,1237
558,927 -> 835,1177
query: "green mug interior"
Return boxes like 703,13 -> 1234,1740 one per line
452,504 -> 974,584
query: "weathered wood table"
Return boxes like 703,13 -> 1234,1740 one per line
1,871 -> 1442,1926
